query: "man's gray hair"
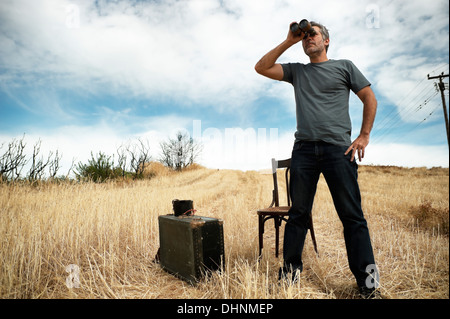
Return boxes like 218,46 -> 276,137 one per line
311,21 -> 330,52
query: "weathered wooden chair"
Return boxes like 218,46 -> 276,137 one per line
257,158 -> 318,258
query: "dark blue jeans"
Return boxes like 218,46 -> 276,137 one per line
283,141 -> 376,287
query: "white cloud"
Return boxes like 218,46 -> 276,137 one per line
1,0 -> 449,171
1,0 -> 265,108
1,0 -> 447,110
365,143 -> 449,168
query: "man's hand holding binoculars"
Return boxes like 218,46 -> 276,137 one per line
286,22 -> 305,44
287,19 -> 317,44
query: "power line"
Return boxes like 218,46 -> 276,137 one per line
371,64 -> 449,145
374,78 -> 429,132
372,86 -> 439,144
375,79 -> 435,130
412,102 -> 442,130
386,101 -> 442,145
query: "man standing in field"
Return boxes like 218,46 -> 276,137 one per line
255,21 -> 379,298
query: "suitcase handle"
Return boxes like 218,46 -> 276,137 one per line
182,209 -> 196,216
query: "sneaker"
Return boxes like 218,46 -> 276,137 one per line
359,286 -> 381,299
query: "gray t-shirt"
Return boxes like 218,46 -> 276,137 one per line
281,59 -> 370,146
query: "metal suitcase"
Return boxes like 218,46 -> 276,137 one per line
158,215 -> 225,284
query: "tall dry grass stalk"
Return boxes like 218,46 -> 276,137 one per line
0,164 -> 448,299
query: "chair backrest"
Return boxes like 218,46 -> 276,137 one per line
271,158 -> 291,207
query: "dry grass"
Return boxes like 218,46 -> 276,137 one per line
0,164 -> 448,299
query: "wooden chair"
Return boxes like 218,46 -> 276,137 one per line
257,158 -> 318,258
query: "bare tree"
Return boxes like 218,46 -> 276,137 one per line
65,157 -> 76,180
159,131 -> 202,171
27,139 -> 53,183
127,138 -> 151,179
48,149 -> 62,179
0,135 -> 28,181
116,144 -> 128,179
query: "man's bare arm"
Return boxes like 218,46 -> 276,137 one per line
255,23 -> 303,80
345,86 -> 378,162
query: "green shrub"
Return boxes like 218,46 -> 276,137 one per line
75,152 -> 122,183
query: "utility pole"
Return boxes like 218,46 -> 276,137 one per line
427,72 -> 449,148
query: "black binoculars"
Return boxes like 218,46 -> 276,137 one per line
290,19 -> 317,39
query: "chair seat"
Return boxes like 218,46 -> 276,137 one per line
257,206 -> 290,215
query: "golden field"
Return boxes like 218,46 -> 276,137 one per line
0,163 -> 448,299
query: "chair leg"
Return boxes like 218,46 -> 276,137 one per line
258,215 -> 264,258
274,217 -> 280,258
309,215 -> 319,255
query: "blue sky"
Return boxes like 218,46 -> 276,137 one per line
1,0 -> 449,173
